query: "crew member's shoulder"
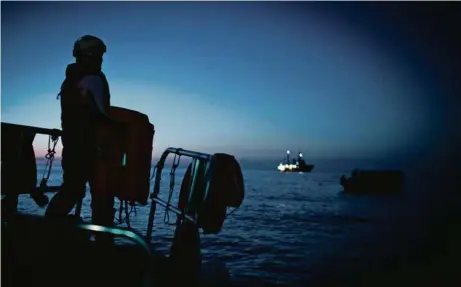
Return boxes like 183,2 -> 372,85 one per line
78,75 -> 104,91
77,75 -> 108,114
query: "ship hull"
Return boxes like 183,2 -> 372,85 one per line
280,165 -> 314,173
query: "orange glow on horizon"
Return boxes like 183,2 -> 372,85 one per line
33,148 -> 159,158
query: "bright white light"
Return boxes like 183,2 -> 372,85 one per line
287,150 -> 290,154
299,153 -> 303,158
278,162 -> 302,171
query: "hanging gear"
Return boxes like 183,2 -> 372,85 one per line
116,200 -> 137,229
1,123 -> 38,217
207,153 -> 245,208
31,132 -> 60,207
170,157 -> 203,285
39,132 -> 60,187
92,107 -> 154,204
180,159 -> 207,215
163,154 -> 182,224
178,163 -> 193,211
147,148 -> 246,241
197,153 -> 244,234
177,153 -> 244,234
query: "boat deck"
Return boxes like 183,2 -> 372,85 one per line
2,214 -> 181,287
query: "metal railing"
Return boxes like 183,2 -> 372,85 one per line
1,123 -> 215,245
145,147 -> 213,242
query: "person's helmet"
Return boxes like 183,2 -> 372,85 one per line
73,35 -> 107,58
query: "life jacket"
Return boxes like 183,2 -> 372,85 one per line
57,63 -> 110,146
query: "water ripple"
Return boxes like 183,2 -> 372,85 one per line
18,164 -> 434,284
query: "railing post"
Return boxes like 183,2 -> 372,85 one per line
145,148 -> 212,243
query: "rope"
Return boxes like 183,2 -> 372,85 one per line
40,135 -> 59,188
113,158 -> 159,228
226,207 -> 239,217
113,159 -> 161,227
115,200 -> 137,228
163,154 -> 181,225
125,201 -> 131,228
113,155 -> 159,228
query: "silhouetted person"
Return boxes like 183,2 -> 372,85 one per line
45,35 -> 114,242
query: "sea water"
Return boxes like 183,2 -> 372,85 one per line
21,157 -> 444,285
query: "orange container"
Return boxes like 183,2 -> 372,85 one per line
93,107 -> 154,205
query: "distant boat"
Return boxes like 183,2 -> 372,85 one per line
340,169 -> 405,194
277,150 -> 314,173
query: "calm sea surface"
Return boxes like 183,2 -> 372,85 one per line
19,157 -> 449,285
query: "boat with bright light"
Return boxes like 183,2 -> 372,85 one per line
277,150 -> 314,173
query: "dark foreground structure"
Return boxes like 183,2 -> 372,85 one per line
2,214 -> 167,287
1,117 -> 244,287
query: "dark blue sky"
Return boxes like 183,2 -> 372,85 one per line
1,2 -> 445,159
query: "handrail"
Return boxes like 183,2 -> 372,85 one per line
77,224 -> 152,256
77,224 -> 153,286
1,122 -> 63,199
1,122 -> 62,137
145,147 -> 213,242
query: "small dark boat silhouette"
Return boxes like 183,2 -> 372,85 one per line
340,169 -> 405,194
277,150 -> 314,173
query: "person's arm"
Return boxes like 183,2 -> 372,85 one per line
77,75 -> 113,121
78,75 -> 125,126
77,76 -> 125,152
